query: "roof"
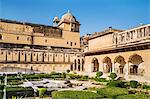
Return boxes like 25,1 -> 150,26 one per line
0,18 -> 60,29
89,28 -> 123,40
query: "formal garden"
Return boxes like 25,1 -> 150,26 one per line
0,70 -> 150,99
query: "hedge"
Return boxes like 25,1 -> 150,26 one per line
129,80 -> 138,88
107,80 -> 127,88
97,87 -> 128,98
6,86 -> 34,98
52,90 -> 103,99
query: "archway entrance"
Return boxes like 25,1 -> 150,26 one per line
103,57 -> 112,73
128,54 -> 144,75
114,56 -> 126,74
92,58 -> 99,72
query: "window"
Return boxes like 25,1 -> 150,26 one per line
0,34 -> 2,40
67,42 -> 69,44
70,42 -> 72,46
8,52 -> 10,55
27,37 -> 30,41
17,36 -> 19,40
1,52 -> 3,55
74,43 -> 76,45
45,39 -> 47,42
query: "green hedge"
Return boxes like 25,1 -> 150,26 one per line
116,94 -> 150,99
130,80 -> 138,88
6,86 -> 34,98
52,90 -> 103,99
94,77 -> 108,82
67,74 -> 82,79
107,80 -> 127,88
97,87 -> 128,98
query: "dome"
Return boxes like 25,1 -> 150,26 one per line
61,10 -> 76,22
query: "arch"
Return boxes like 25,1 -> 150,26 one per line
0,34 -> 2,40
81,59 -> 84,71
70,64 -> 73,71
92,57 -> 99,72
74,59 -> 77,70
78,59 -> 80,71
128,54 -> 144,75
103,57 -> 112,73
114,55 -> 126,74
129,54 -> 143,65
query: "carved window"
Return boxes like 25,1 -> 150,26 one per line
126,32 -> 130,41
130,31 -> 133,39
120,34 -> 125,42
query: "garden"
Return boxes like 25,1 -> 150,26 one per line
0,70 -> 150,99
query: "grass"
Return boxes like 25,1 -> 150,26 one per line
52,90 -> 103,99
116,94 -> 150,99
97,87 -> 128,98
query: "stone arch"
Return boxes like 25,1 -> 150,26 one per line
128,54 -> 144,75
114,55 -> 126,74
103,57 -> 112,73
92,57 -> 99,72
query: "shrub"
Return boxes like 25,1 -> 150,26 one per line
0,85 -> 4,90
107,80 -> 127,88
52,90 -> 103,99
62,72 -> 66,78
94,78 -> 107,82
142,85 -> 150,90
116,94 -> 150,99
109,73 -> 117,80
67,74 -> 82,79
80,75 -> 89,81
130,80 -> 138,88
97,87 -> 128,98
66,69 -> 70,73
96,71 -> 103,78
38,88 -> 47,98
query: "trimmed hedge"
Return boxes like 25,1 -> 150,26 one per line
52,90 -> 103,99
116,94 -> 150,99
6,86 -> 34,98
38,88 -> 47,98
97,87 -> 128,98
130,80 -> 138,88
107,80 -> 127,88
94,77 -> 108,82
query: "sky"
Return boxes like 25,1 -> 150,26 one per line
0,0 -> 149,36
